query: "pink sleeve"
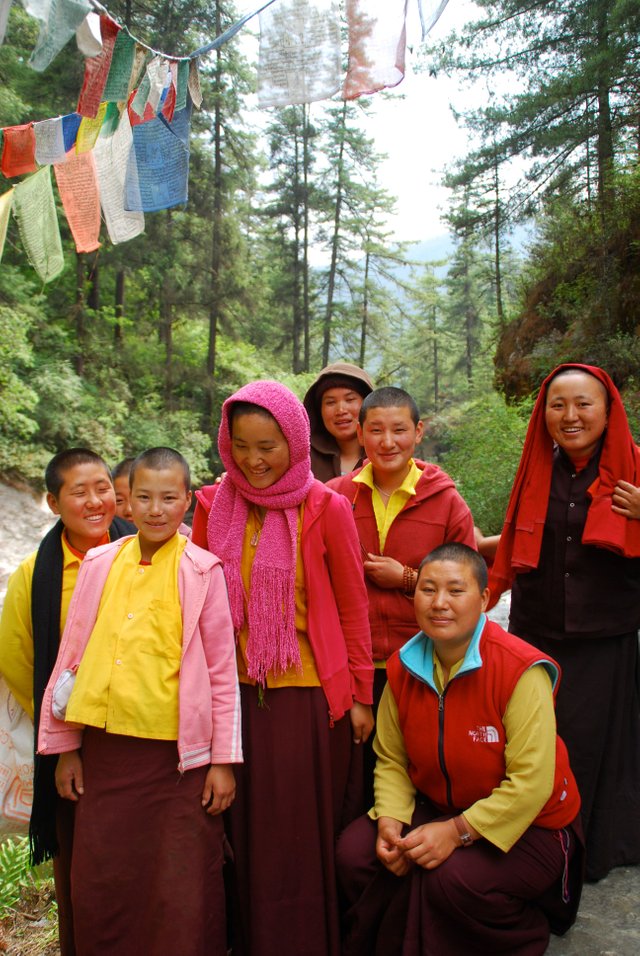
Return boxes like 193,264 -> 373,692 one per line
199,563 -> 243,764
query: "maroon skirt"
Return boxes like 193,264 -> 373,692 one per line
225,684 -> 361,956
70,729 -> 226,956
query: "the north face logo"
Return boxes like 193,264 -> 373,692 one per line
468,726 -> 500,743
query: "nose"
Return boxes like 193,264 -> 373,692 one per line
86,489 -> 101,509
247,448 -> 264,467
149,497 -> 163,515
562,403 -> 579,421
431,589 -> 449,610
380,430 -> 395,448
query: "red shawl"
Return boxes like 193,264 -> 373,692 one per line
488,363 -> 640,608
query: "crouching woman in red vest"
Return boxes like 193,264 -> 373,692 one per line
337,542 -> 583,956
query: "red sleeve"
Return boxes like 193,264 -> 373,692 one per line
191,485 -> 217,549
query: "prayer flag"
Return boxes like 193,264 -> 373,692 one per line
1,123 -> 37,177
258,0 -> 341,107
0,0 -> 12,45
62,112 -> 82,151
0,187 -> 13,263
175,59 -> 190,112
124,103 -> 191,213
100,101 -> 122,138
76,15 -> 120,118
29,0 -> 92,72
188,58 -> 202,109
34,116 -> 67,165
343,0 -> 407,99
12,166 -> 64,282
54,150 -> 101,253
76,102 -> 107,153
93,108 -> 144,244
102,31 -> 136,102
75,10 -> 102,56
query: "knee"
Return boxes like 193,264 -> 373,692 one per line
336,815 -> 379,903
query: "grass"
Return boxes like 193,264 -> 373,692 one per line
0,836 -> 59,955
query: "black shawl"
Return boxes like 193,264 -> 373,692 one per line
29,517 -> 134,864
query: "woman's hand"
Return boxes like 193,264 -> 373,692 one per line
349,701 -> 374,743
55,750 -> 84,801
612,480 -> 640,519
201,764 -> 236,815
376,817 -> 411,876
395,819 -> 459,870
363,554 -> 404,589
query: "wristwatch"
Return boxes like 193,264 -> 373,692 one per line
453,814 -> 474,847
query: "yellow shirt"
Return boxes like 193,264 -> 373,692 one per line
353,460 -> 422,552
0,533 -> 82,718
370,663 -> 557,852
66,534 -> 185,740
236,504 -> 320,688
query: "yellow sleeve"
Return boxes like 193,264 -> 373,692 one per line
369,681 -> 416,825
0,552 -> 37,718
464,664 -> 557,852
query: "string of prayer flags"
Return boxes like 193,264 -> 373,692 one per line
1,123 -> 37,177
75,10 -> 102,56
343,0 -> 408,99
257,0 -> 341,107
101,31 -> 136,102
0,187 -> 13,263
76,15 -> 120,118
75,102 -> 107,153
124,102 -> 191,213
92,109 -> 144,244
54,150 -> 101,252
12,166 -> 64,282
27,0 -> 92,72
34,115 -> 66,165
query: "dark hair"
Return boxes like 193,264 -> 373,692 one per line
418,542 -> 488,592
228,401 -> 279,429
545,366 -> 610,406
45,448 -> 111,497
129,447 -> 191,492
359,386 -> 420,426
112,457 -> 135,481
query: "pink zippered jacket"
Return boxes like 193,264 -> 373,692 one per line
192,480 -> 374,721
37,537 -> 243,772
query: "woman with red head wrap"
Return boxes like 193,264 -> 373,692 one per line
488,364 -> 640,881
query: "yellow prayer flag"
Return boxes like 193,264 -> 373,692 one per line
76,102 -> 108,154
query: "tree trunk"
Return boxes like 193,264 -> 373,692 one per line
322,101 -> 347,366
205,3 -> 223,435
359,248 -> 370,367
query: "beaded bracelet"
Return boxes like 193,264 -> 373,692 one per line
402,565 -> 417,595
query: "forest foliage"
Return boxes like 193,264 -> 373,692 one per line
1,0 -> 639,533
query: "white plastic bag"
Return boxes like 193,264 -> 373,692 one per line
0,675 -> 33,835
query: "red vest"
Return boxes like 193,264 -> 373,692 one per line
386,620 -> 581,830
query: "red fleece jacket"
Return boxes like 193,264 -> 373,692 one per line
328,462 -> 476,661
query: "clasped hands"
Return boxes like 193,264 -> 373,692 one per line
376,816 -> 460,876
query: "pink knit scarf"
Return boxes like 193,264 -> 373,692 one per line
207,381 -> 315,684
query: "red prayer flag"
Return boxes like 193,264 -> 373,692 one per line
0,123 -> 37,177
77,16 -> 121,119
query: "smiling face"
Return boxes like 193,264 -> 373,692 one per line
231,412 -> 291,489
130,464 -> 192,561
357,405 -> 424,485
414,559 -> 489,663
47,462 -> 116,554
544,370 -> 609,461
320,387 -> 363,444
